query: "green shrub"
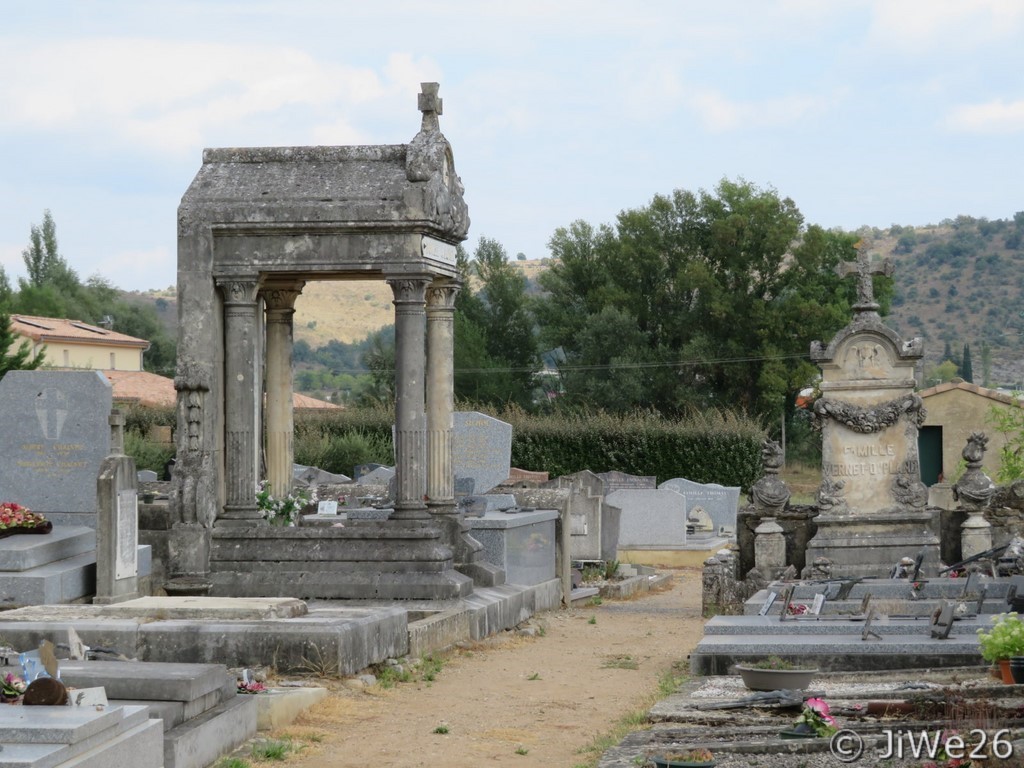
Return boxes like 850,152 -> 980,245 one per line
125,429 -> 175,473
503,406 -> 764,490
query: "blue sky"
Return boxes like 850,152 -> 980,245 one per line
1,1 -> 1022,292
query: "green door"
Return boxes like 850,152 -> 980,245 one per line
918,425 -> 943,486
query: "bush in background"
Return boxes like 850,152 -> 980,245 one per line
123,402 -> 764,490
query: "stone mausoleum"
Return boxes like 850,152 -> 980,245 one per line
167,84 -> 484,599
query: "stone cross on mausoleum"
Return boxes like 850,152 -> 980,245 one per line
418,82 -> 442,131
840,239 -> 894,313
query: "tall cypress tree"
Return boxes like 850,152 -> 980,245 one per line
961,343 -> 973,383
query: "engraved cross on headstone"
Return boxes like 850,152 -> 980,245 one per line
418,82 -> 443,132
840,240 -> 894,312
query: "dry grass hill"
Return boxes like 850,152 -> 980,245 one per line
132,220 -> 1024,387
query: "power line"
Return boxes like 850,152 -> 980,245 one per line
301,351 -> 813,376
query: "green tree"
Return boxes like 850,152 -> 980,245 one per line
0,312 -> 42,379
961,343 -> 973,383
981,341 -> 993,387
987,399 -> 1024,482
21,210 -> 78,292
451,239 -> 537,407
926,359 -> 959,386
533,179 -> 863,420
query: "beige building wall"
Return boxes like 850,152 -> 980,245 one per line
921,383 -> 1020,481
35,343 -> 145,372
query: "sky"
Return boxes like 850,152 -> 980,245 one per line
1,0 -> 1022,293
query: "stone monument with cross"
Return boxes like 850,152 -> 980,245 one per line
804,240 -> 938,578
169,83 -> 487,598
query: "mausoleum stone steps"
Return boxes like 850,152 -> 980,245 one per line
702,613 -> 987,635
689,632 -> 986,674
0,528 -> 95,572
58,660 -> 257,768
0,580 -> 563,675
0,527 -> 151,607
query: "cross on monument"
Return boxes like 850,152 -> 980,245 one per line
418,82 -> 443,132
840,239 -> 894,313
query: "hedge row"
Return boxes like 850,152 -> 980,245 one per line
126,403 -> 766,490
503,407 -> 765,490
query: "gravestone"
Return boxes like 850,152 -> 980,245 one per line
453,411 -> 512,496
354,463 -> 386,481
659,477 -> 740,537
94,411 -> 140,604
0,370 -> 112,526
605,488 -> 687,548
359,466 -> 396,486
597,471 -> 656,494
805,241 -> 936,578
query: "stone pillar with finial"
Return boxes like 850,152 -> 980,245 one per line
94,409 -> 141,604
954,432 -> 995,558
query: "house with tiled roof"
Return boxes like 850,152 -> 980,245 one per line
918,378 -> 1022,485
11,314 -> 340,410
12,314 -> 149,371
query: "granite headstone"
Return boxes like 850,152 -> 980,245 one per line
0,370 -> 112,524
453,411 -> 512,496
658,477 -> 740,537
605,488 -> 687,548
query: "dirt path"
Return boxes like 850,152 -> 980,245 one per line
273,568 -> 706,768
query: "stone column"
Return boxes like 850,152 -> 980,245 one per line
387,276 -> 432,520
263,281 -> 304,498
425,278 -> 460,512
754,517 -> 786,573
215,277 -> 265,526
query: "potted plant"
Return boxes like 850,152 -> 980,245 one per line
647,748 -> 715,767
977,612 -> 1024,683
735,656 -> 818,691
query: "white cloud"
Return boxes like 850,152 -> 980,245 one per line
685,90 -> 822,133
945,100 -> 1024,134
88,246 -> 176,293
868,0 -> 1024,51
0,38 -> 391,154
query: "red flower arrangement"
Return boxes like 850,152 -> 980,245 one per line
0,502 -> 51,537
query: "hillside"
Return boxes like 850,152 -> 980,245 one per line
871,217 -> 1024,388
128,220 -> 1024,387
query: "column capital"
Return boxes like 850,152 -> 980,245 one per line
261,280 -> 305,312
386,275 -> 432,307
426,278 -> 461,314
215,277 -> 260,306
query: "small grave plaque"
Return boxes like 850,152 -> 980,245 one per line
598,471 -> 657,494
758,591 -> 778,616
317,500 -> 339,516
859,593 -> 873,616
777,585 -> 795,622
910,550 -> 925,582
931,601 -> 954,640
861,608 -> 881,641
70,687 -> 109,707
811,593 -> 826,615
115,489 -> 138,581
